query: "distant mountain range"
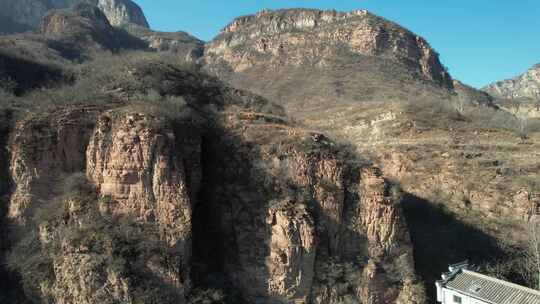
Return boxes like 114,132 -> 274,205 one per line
483,63 -> 540,100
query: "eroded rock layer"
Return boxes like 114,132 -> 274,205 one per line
3,61 -> 420,303
205,8 -> 452,89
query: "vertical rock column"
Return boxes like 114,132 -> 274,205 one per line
357,167 -> 416,304
86,111 -> 202,298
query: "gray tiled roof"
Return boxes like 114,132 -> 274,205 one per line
445,270 -> 540,304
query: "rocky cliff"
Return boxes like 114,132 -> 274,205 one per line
205,8 -> 452,90
2,57 -> 421,303
123,24 -> 205,62
483,63 -> 540,100
202,7 -> 540,301
0,0 -> 148,33
39,3 -> 120,50
89,0 -> 148,28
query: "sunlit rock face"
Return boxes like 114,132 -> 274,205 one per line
484,64 -> 540,100
205,8 -> 453,89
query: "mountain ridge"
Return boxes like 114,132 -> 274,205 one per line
0,0 -> 149,33
483,63 -> 540,100
205,8 -> 453,90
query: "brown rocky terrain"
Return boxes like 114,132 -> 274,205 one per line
1,4 -> 539,304
0,0 -> 148,33
39,4 -> 124,51
122,24 -> 205,62
204,8 -> 453,97
0,3 -> 150,96
0,49 -> 426,304
203,7 -> 540,301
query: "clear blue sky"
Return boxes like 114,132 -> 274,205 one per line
136,0 -> 540,88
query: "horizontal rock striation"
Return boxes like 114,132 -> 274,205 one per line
205,8 -> 452,89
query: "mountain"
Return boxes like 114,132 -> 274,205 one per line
0,52 -> 421,304
88,0 -> 148,28
203,8 -> 467,128
483,63 -> 540,100
204,8 -> 540,302
39,3 -> 121,50
0,3 -> 149,95
123,24 -> 205,62
1,5 -> 539,304
204,8 -> 453,111
0,0 -> 148,33
0,6 -> 424,304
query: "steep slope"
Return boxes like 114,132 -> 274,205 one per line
2,54 -> 423,304
203,8 -> 540,300
453,80 -> 494,107
123,24 -> 205,62
484,64 -> 540,100
0,3 -> 149,95
39,3 -> 121,50
204,8 -> 453,114
88,0 -> 149,27
0,0 -> 148,33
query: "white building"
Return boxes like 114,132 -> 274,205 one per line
436,261 -> 540,304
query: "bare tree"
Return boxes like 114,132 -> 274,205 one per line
507,100 -> 529,139
454,93 -> 467,115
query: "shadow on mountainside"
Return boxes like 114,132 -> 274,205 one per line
402,193 -> 505,302
192,118 -> 413,303
0,110 -> 28,303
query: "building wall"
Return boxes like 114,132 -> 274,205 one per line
441,288 -> 487,304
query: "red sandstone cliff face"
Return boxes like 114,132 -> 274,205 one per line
205,9 -> 452,89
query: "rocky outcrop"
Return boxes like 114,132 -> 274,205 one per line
48,241 -> 134,304
7,109 -> 418,303
483,64 -> 540,100
205,8 -> 452,89
192,108 -> 417,303
39,3 -> 119,50
87,111 -> 202,245
85,111 -> 203,299
0,0 -> 148,32
4,59 -> 419,303
89,0 -> 149,28
8,107 -> 101,221
123,24 -> 205,62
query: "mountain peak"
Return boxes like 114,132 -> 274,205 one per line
88,0 -> 149,28
206,8 -> 452,90
483,63 -> 540,100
